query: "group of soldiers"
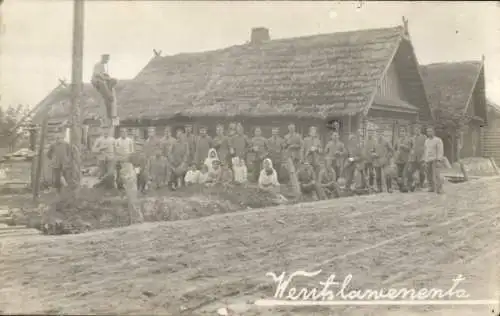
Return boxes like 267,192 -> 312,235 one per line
286,123 -> 443,197
87,120 -> 444,197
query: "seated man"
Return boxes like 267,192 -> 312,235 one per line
297,153 -> 325,200
91,54 -> 118,123
318,158 -> 341,198
205,160 -> 222,186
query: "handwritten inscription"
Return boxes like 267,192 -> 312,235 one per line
266,270 -> 470,301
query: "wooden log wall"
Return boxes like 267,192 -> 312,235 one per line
482,115 -> 500,165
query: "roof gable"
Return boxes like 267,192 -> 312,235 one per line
370,38 -> 432,121
118,26 -> 405,120
420,61 -> 483,115
32,81 -> 131,124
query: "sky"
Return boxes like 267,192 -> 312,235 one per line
1,1 -> 500,110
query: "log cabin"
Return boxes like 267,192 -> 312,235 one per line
117,18 -> 432,147
420,58 -> 488,163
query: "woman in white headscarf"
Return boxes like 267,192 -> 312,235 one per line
259,158 -> 287,203
204,148 -> 219,173
258,158 -> 279,191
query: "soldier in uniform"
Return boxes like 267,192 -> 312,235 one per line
267,127 -> 285,182
303,126 -> 322,174
229,123 -> 249,163
408,124 -> 427,191
284,124 -> 303,168
363,132 -> 378,189
160,127 -> 176,158
374,130 -> 394,192
394,127 -> 413,192
344,133 -> 367,191
194,126 -> 213,166
47,129 -> 72,193
324,131 -> 346,180
249,127 -> 269,182
184,124 -> 196,165
213,124 -> 230,166
169,128 -> 190,189
160,127 -> 176,187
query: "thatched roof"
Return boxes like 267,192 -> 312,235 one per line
31,81 -> 131,124
118,26 -> 412,120
420,61 -> 484,115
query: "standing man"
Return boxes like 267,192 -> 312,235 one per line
91,54 -> 118,124
407,125 -> 427,191
344,133 -> 367,191
424,126 -> 444,194
142,126 -> 160,191
213,124 -> 230,166
374,130 -> 393,193
47,129 -> 72,193
194,126 -> 212,166
363,132 -> 377,189
169,128 -> 190,189
394,127 -> 412,192
303,126 -> 322,174
91,126 -> 115,188
184,124 -> 196,165
114,128 -> 135,190
160,127 -> 176,158
161,127 -> 176,186
144,127 -> 160,157
229,123 -> 249,163
130,128 -> 147,191
284,123 -> 303,168
325,132 -> 346,180
249,127 -> 268,182
267,127 -> 285,182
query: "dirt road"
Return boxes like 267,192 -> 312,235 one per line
0,178 -> 498,315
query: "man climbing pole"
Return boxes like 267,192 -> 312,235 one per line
91,54 -> 118,126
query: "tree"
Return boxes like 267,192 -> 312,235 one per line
432,107 -> 473,165
433,108 -> 472,137
0,104 -> 31,148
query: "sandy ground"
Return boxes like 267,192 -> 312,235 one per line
0,178 -> 499,316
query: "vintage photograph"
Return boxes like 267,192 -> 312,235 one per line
0,1 -> 499,315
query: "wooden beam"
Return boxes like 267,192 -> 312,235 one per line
58,78 -> 68,87
347,115 -> 352,135
33,111 -> 50,202
153,49 -> 162,57
69,0 -> 84,189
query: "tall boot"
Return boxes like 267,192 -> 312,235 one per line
386,176 -> 393,193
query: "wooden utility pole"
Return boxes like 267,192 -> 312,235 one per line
69,0 -> 84,189
33,114 -> 49,201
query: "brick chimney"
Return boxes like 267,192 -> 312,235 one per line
250,27 -> 270,44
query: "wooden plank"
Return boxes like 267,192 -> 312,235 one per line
284,157 -> 301,198
0,230 -> 41,238
33,107 -> 50,201
488,157 -> 500,175
458,160 -> 469,181
0,225 -> 32,232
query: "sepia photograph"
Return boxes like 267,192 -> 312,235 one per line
0,1 -> 499,315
